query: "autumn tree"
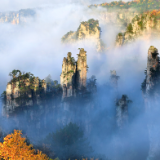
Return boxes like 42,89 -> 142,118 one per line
0,130 -> 51,160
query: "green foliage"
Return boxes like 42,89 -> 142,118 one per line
52,123 -> 83,146
88,19 -> 99,30
122,95 -> 132,103
142,48 -> 160,96
9,69 -> 21,78
87,75 -> 97,93
138,20 -> 144,30
1,91 -> 6,98
44,75 -> 62,100
150,46 -> 158,58
151,52 -> 158,59
94,0 -> 160,12
127,23 -> 133,33
1,91 -> 6,105
5,70 -> 62,107
118,32 -> 123,36
71,57 -> 76,65
61,31 -> 74,42
81,19 -> 100,33
148,68 -> 160,96
43,123 -> 93,159
116,95 -> 132,107
67,70 -> 74,74
141,78 -> 147,93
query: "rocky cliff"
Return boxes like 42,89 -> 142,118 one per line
110,70 -> 119,90
62,19 -> 105,52
116,10 -> 160,46
3,69 -> 63,117
116,95 -> 132,129
99,9 -> 138,26
141,46 -> 160,160
60,48 -> 87,99
0,9 -> 35,24
4,71 -> 47,115
110,71 -> 132,129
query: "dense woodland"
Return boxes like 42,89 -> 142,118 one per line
90,0 -> 160,12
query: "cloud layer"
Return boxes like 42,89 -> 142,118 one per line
0,0 -> 132,12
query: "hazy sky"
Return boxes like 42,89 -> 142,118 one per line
0,0 -> 132,12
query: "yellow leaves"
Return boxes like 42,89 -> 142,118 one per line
0,130 -> 50,160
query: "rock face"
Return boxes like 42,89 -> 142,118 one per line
142,46 -> 160,160
76,49 -> 87,89
110,71 -> 131,129
116,33 -> 125,47
60,52 -> 77,98
4,72 -> 47,115
100,9 -> 138,25
60,48 -> 87,99
0,9 -> 35,24
146,46 -> 159,93
116,11 -> 160,46
115,95 -> 131,129
110,70 -> 119,90
142,46 -> 160,96
62,19 -> 105,52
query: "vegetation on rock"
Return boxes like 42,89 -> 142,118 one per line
91,0 -> 160,12
61,19 -> 104,52
116,10 -> 160,46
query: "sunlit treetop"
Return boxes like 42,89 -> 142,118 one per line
0,130 -> 51,160
89,0 -> 160,12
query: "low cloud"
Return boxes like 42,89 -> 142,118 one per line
0,0 -> 133,12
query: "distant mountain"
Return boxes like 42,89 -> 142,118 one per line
90,0 -> 160,12
0,9 -> 35,24
116,10 -> 160,46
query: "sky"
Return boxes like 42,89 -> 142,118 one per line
0,0 -> 132,12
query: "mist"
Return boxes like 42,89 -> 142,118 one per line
0,0 -> 133,12
0,1 -> 160,160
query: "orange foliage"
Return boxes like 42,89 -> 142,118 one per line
151,10 -> 157,15
149,9 -> 160,17
0,130 -> 50,160
133,0 -> 140,3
